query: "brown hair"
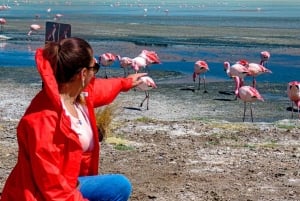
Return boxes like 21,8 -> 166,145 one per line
43,37 -> 93,84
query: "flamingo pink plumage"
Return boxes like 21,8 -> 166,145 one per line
193,60 -> 209,93
247,63 -> 272,88
131,50 -> 160,73
119,56 -> 133,77
0,18 -> 6,32
234,76 -> 264,122
224,61 -> 250,98
28,24 -> 41,36
135,76 -> 157,110
260,51 -> 271,66
224,61 -> 250,84
287,81 -> 300,119
237,60 -> 272,88
98,52 -> 120,78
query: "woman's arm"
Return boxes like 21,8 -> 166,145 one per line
90,73 -> 147,107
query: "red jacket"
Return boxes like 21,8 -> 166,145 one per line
1,49 -> 132,201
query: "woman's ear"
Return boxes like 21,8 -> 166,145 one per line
80,68 -> 88,87
80,68 -> 88,79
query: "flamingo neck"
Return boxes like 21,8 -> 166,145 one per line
233,76 -> 240,97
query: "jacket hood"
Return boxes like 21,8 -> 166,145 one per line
35,48 -> 61,109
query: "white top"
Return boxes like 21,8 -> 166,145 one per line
61,100 -> 94,152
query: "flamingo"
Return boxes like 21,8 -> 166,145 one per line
287,81 -> 300,119
28,24 -> 41,36
237,60 -> 272,88
98,52 -> 120,78
131,50 -> 161,73
224,61 -> 250,85
54,13 -> 63,21
260,51 -> 271,66
0,5 -> 10,11
0,18 -> 6,32
193,60 -> 209,93
135,76 -> 157,110
247,63 -> 272,88
234,76 -> 264,122
224,61 -> 250,98
119,56 -> 133,77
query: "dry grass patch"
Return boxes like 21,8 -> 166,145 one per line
95,103 -> 119,141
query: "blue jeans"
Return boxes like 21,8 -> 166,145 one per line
78,174 -> 132,201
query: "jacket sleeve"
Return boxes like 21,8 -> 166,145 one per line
89,77 -> 133,108
20,113 -> 88,201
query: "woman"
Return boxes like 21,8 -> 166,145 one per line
1,37 -> 146,201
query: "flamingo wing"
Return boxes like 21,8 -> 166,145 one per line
194,60 -> 209,74
120,57 -> 133,68
99,53 -> 119,66
136,76 -> 157,91
140,49 -> 161,64
247,63 -> 272,76
230,63 -> 250,78
238,86 -> 264,102
287,81 -> 300,104
131,57 -> 147,72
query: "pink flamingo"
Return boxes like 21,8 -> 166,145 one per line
193,60 -> 209,93
131,50 -> 161,73
287,81 -> 300,119
27,24 -> 41,36
0,18 -> 6,32
224,61 -> 250,85
135,76 -> 157,110
260,51 -> 271,66
98,52 -> 120,78
119,56 -> 133,77
247,63 -> 272,88
237,60 -> 272,88
224,61 -> 250,98
234,76 -> 264,122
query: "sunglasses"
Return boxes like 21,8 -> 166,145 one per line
87,62 -> 100,74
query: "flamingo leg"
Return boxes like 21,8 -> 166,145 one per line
233,78 -> 238,100
203,75 -> 208,93
243,102 -> 247,122
252,77 -> 257,88
140,91 -> 150,109
146,91 -> 150,110
250,103 -> 254,122
104,67 -> 108,79
291,102 -> 294,119
198,76 -> 201,91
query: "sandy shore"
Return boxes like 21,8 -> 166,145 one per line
0,74 -> 300,200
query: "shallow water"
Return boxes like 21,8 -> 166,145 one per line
1,1 -> 300,84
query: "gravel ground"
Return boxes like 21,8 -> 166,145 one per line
1,76 -> 300,200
